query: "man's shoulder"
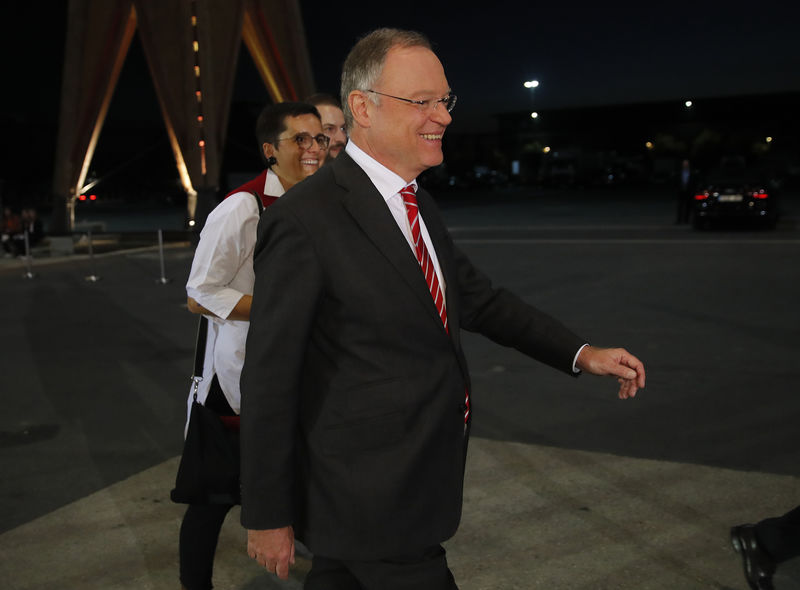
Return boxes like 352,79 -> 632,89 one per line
277,161 -> 346,210
293,153 -> 376,202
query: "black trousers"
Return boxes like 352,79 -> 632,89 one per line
304,545 -> 458,590
179,503 -> 234,590
755,504 -> 800,564
179,376 -> 236,590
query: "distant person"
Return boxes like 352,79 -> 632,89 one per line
731,506 -> 800,590
179,101 -> 327,590
676,158 -> 694,224
305,93 -> 348,159
240,28 -> 645,588
1,206 -> 22,257
12,207 -> 44,254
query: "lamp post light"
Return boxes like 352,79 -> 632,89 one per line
525,80 -> 540,121
522,80 -> 542,184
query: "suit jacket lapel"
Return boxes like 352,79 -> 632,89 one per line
332,154 -> 451,332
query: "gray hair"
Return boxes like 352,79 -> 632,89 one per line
340,28 -> 432,130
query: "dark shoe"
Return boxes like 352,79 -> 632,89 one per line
730,524 -> 775,590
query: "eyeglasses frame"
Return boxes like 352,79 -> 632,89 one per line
365,89 -> 457,113
276,132 -> 330,150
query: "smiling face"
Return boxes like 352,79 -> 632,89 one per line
349,45 -> 452,182
263,113 -> 325,190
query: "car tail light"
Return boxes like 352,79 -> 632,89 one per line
752,191 -> 768,199
694,192 -> 709,200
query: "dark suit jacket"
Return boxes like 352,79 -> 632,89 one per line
240,152 -> 586,561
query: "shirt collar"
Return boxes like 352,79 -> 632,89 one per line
264,168 -> 286,197
345,141 -> 417,203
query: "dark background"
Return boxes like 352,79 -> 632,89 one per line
1,1 -> 799,211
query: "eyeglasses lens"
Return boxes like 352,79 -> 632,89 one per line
294,134 -> 330,150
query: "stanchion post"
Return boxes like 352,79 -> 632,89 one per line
84,228 -> 101,282
22,229 -> 36,280
156,229 -> 171,284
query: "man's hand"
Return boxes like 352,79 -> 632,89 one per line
247,526 -> 295,580
576,346 -> 646,399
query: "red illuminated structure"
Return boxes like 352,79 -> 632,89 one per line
52,0 -> 314,233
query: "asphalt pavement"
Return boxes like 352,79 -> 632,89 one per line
1,185 -> 799,589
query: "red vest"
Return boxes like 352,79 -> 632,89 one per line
225,169 -> 280,207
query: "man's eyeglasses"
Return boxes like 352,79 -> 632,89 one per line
277,133 -> 330,150
366,90 -> 457,113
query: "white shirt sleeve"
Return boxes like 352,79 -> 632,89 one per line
186,192 -> 260,319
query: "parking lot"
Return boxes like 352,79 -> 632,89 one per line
1,185 -> 799,589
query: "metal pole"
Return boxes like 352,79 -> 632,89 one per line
155,229 -> 171,284
22,230 -> 36,280
84,228 -> 101,282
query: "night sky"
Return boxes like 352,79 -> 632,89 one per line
300,0 -> 800,122
1,1 -> 798,197
4,1 -> 800,123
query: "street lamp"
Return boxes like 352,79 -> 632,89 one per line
525,81 -> 540,120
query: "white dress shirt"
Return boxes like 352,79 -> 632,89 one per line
345,141 -> 445,291
185,169 -> 284,415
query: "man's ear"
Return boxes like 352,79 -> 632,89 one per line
262,142 -> 275,161
348,90 -> 371,129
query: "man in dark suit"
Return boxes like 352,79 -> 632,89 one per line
239,28 -> 646,589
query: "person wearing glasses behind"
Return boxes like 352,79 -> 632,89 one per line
305,93 -> 348,160
240,29 -> 645,589
179,101 -> 327,590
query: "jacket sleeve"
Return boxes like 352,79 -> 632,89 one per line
451,238 -> 586,375
239,203 -> 323,530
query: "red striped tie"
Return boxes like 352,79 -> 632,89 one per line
400,184 -> 470,423
400,184 -> 447,330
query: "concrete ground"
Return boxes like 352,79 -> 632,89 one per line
1,186 -> 798,589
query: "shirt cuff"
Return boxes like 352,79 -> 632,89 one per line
187,286 -> 243,320
572,343 -> 590,373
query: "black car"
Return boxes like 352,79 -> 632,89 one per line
692,163 -> 779,229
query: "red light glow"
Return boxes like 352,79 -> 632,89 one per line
694,193 -> 708,200
752,191 -> 768,199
